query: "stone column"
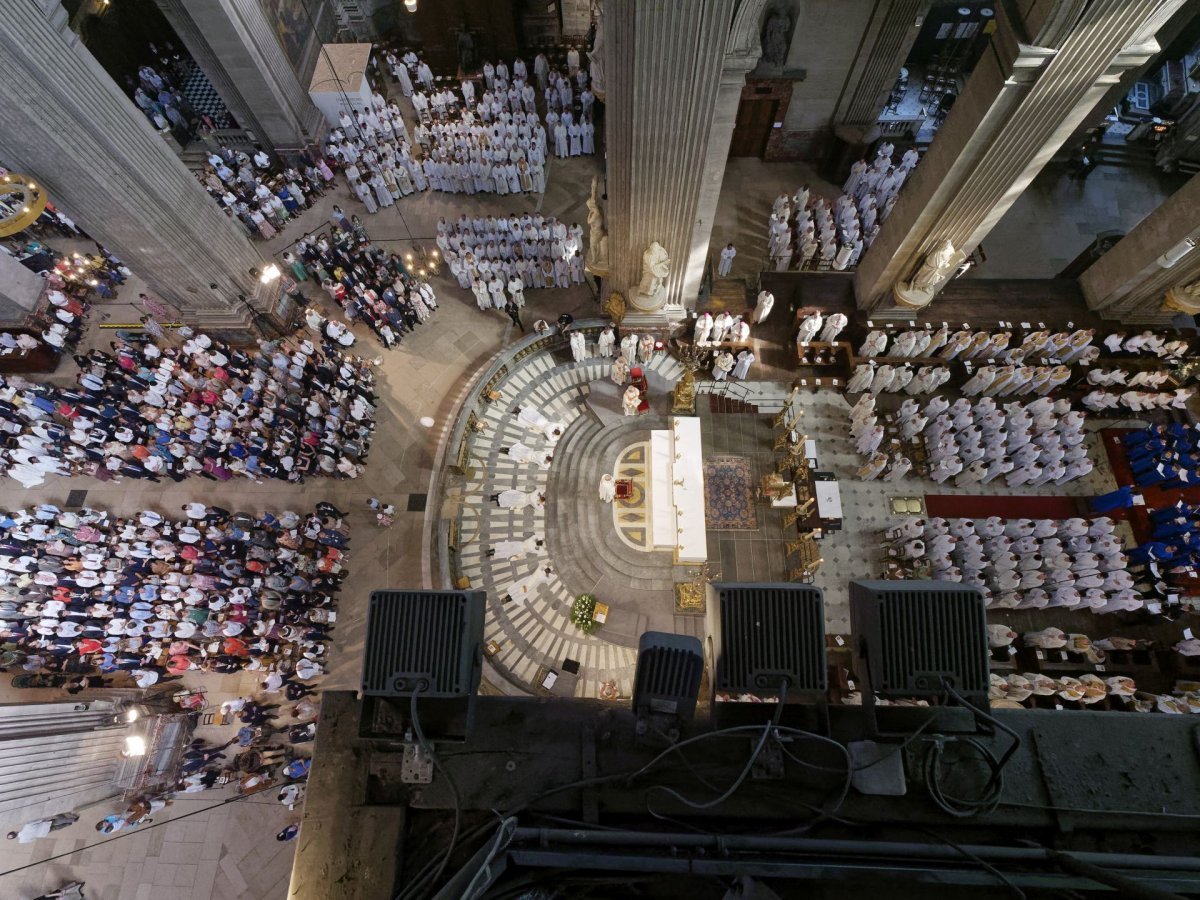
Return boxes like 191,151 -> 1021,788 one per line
604,0 -> 765,318
1080,171 -> 1200,324
853,0 -> 1185,315
154,0 -> 327,156
834,0 -> 931,135
0,250 -> 45,322
0,0 -> 270,325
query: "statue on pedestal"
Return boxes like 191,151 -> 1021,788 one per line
588,0 -> 607,100
633,241 -> 671,311
456,31 -> 476,74
585,176 -> 609,276
1165,279 -> 1200,314
893,238 -> 966,309
762,9 -> 791,68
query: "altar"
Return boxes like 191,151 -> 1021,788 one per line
649,416 -> 707,563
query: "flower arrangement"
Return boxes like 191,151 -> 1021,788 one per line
570,593 -> 599,634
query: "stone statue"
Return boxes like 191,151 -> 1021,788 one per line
1165,279 -> 1200,314
762,9 -> 791,67
585,176 -> 610,275
602,290 -> 626,326
893,238 -> 966,309
588,0 -> 607,100
634,241 -> 671,310
456,31 -> 476,74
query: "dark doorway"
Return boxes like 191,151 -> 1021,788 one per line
730,98 -> 777,158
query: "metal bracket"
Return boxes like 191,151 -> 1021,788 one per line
401,743 -> 434,784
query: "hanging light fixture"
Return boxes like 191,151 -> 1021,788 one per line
404,0 -> 417,12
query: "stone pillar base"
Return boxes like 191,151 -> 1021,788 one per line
1164,286 -> 1200,315
892,283 -> 937,310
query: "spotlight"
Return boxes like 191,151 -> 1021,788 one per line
260,263 -> 281,283
123,735 -> 146,757
125,708 -> 140,723
404,0 -> 417,11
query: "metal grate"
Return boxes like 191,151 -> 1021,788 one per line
633,633 -> 703,718
709,583 -> 827,695
361,591 -> 484,697
850,581 -> 988,699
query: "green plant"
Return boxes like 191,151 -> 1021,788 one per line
570,593 -> 599,634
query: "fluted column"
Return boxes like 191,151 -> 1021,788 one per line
0,0 -> 269,324
1080,171 -> 1200,324
853,0 -> 1186,315
155,0 -> 327,155
835,0 -> 931,130
604,0 -> 763,316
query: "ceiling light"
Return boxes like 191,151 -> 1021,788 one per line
404,0 -> 417,11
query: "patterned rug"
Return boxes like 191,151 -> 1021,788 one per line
704,456 -> 757,530
613,442 -> 652,552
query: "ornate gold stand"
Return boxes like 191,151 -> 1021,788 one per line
674,562 -> 720,614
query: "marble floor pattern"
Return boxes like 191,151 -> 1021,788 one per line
450,334 -> 685,697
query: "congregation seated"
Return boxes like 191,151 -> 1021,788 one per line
0,333 -> 375,488
0,502 -> 346,686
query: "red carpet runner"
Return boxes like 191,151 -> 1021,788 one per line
923,494 -> 1083,519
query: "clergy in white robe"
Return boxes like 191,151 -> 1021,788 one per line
857,452 -> 888,481
732,350 -> 755,379
712,352 -> 735,381
488,535 -> 545,559
570,331 -> 587,362
694,312 -> 714,344
869,364 -> 896,393
712,312 -> 734,342
506,442 -> 552,469
751,291 -> 774,324
855,425 -> 884,456
859,330 -> 888,357
796,312 -> 823,344
597,326 -> 616,357
494,489 -> 545,509
884,456 -> 912,480
819,313 -> 848,343
847,364 -> 874,393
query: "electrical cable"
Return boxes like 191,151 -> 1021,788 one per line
397,686 -> 463,900
916,678 -> 1022,819
943,680 -> 1022,781
461,815 -> 516,900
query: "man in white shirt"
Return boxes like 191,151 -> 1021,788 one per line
7,812 -> 78,843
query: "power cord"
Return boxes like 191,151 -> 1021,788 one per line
918,679 -> 1021,819
397,685 -> 463,900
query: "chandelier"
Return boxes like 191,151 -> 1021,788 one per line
0,172 -> 48,238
